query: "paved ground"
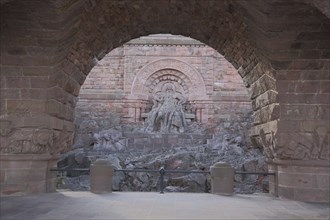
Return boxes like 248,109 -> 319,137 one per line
1,191 -> 329,220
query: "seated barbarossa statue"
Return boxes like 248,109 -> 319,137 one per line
144,82 -> 187,133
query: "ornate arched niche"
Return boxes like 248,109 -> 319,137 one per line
145,69 -> 190,97
129,59 -> 208,100
127,59 -> 209,123
143,69 -> 192,117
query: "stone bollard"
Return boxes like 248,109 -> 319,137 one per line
210,162 -> 234,195
90,159 -> 114,194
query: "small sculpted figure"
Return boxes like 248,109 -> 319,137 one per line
145,82 -> 187,133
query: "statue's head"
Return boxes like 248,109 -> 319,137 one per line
162,82 -> 175,93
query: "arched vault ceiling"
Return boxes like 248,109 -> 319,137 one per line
1,0 -> 329,98
236,0 -> 330,61
1,0 -> 328,73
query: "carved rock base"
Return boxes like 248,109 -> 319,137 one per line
268,159 -> 330,203
0,154 -> 58,196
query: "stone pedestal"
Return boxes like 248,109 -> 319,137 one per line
90,159 -> 114,193
210,162 -> 234,195
268,159 -> 330,203
0,154 -> 58,196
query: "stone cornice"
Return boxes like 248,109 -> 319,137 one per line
125,43 -> 206,47
267,158 -> 330,167
125,34 -> 205,47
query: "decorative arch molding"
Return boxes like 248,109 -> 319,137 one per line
130,59 -> 208,101
145,69 -> 191,95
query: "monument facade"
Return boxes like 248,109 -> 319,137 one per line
1,0 -> 328,202
62,35 -> 263,193
76,34 -> 251,142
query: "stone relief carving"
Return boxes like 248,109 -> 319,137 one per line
277,140 -> 311,160
32,128 -> 54,150
131,59 -> 207,100
0,120 -> 15,137
144,82 -> 187,133
259,129 -> 276,159
259,127 -> 329,160
279,128 -> 329,160
1,128 -> 53,154
53,126 -> 74,155
0,125 -> 74,155
92,129 -> 127,152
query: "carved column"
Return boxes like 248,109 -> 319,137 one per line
194,102 -> 208,124
124,98 -> 148,123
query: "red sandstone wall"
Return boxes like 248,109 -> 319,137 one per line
76,38 -> 252,129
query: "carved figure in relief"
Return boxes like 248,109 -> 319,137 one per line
53,126 -> 73,155
0,126 -> 73,155
259,129 -> 276,159
0,120 -> 14,137
145,82 -> 187,133
0,128 -> 54,154
264,126 -> 330,161
32,128 -> 54,149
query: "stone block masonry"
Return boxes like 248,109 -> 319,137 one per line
1,0 -> 329,202
66,35 -> 264,194
75,34 -> 252,138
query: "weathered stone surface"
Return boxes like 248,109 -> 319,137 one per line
0,154 -> 57,196
59,36 -> 268,194
144,82 -> 188,133
275,129 -> 329,160
268,160 -> 330,202
252,90 -> 278,110
1,0 -> 329,203
58,113 -> 267,194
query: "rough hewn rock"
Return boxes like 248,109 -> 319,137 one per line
58,113 -> 267,194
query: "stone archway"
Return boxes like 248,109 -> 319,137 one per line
1,0 -> 329,202
70,36 -> 258,193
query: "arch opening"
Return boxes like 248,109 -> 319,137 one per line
57,34 -> 268,194
1,0 -> 329,202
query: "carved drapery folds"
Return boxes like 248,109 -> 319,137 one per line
144,82 -> 187,133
